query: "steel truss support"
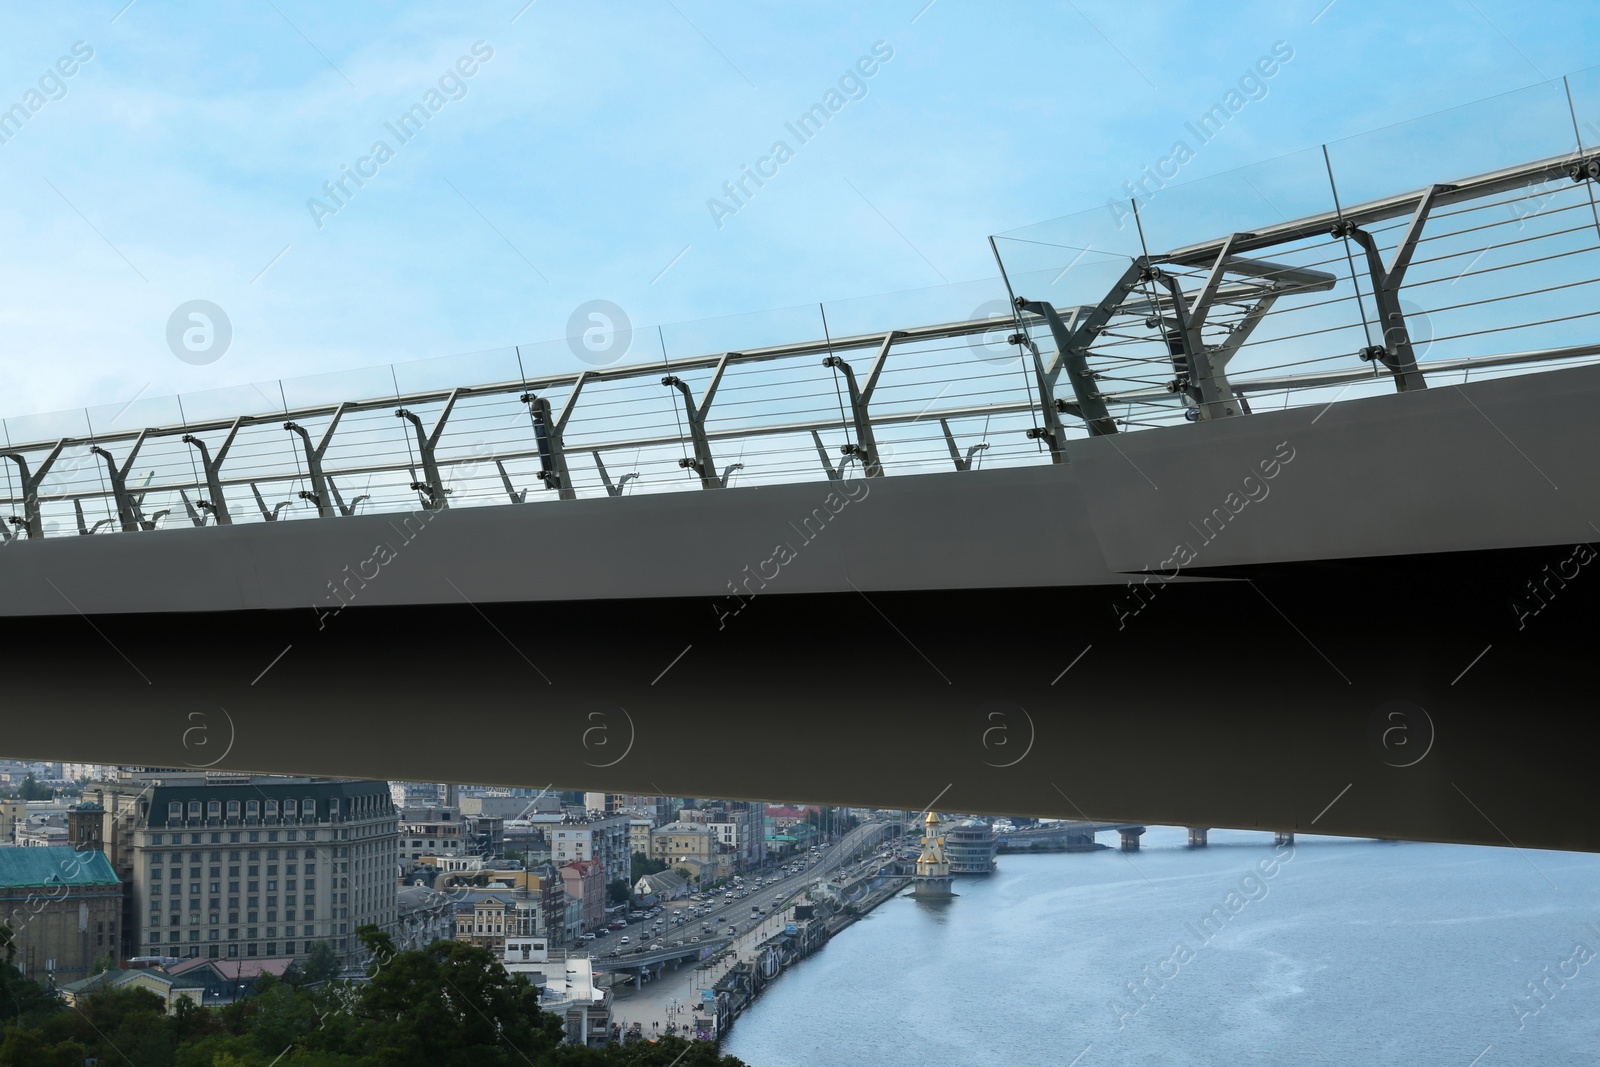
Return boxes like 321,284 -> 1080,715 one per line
181,417 -> 243,525
325,477 -> 369,516
822,332 -> 897,477
283,403 -> 348,518
1019,339 -> 1079,462
939,418 -> 989,471
89,430 -> 153,532
1337,183 -> 1447,392
495,460 -> 528,503
396,389 -> 461,510
591,452 -> 638,497
663,356 -> 733,489
1150,276 -> 1236,423
250,484 -> 292,521
1016,282 -> 1123,438
809,432 -> 855,481
523,374 -> 588,501
1,438 -> 67,538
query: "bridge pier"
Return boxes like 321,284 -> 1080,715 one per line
1187,827 -> 1208,848
1274,831 -> 1294,847
1118,827 -> 1144,852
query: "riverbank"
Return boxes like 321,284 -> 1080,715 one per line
607,873 -> 913,1042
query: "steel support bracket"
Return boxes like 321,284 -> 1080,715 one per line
283,403 -> 348,518
1341,184 -> 1447,392
523,374 -> 588,500
591,452 -> 639,497
939,418 -> 989,471
1163,234 -> 1245,421
663,355 -> 732,489
89,429 -> 153,532
1015,294 -> 1118,437
396,388 -> 460,510
181,417 -> 243,525
1019,340 -> 1076,462
821,331 -> 897,477
495,459 -> 528,503
1,438 -> 67,538
250,483 -> 292,521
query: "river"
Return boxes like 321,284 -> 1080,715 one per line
721,825 -> 1600,1066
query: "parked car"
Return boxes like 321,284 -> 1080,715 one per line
581,932 -> 596,941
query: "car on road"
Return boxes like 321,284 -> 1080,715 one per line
690,936 -> 700,943
580,932 -> 596,941
727,926 -> 737,935
620,936 -> 630,944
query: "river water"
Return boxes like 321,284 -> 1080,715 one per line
722,826 -> 1600,1066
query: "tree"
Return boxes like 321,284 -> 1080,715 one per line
356,925 -> 396,977
606,879 -> 632,907
18,775 -> 50,802
352,940 -> 563,1065
503,848 -> 524,864
300,940 -> 340,984
630,853 -> 666,882
673,866 -> 696,885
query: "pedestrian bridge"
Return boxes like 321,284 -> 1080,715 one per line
3,138 -> 1599,854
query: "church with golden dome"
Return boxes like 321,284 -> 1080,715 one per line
911,811 -> 955,898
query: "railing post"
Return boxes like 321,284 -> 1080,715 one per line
821,332 -> 896,477
88,429 -> 152,532
662,355 -> 732,489
283,403 -> 348,519
1338,184 -> 1445,392
522,373 -> 587,501
1016,297 -> 1119,437
1,439 -> 67,538
396,389 -> 461,511
181,417 -> 243,525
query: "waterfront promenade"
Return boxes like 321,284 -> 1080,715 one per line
608,907 -> 803,1034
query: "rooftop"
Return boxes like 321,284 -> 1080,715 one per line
0,846 -> 119,888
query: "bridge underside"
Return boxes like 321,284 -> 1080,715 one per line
2,540 -> 1591,851
2,363 -> 1595,852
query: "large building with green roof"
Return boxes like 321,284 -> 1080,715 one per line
0,845 -> 123,983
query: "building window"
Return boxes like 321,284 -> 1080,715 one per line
227,800 -> 240,818
284,800 -> 297,817
247,800 -> 259,818
228,945 -> 239,957
207,801 -> 221,820
248,944 -> 259,957
303,799 -> 316,819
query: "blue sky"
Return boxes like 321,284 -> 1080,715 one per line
0,0 -> 1595,419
